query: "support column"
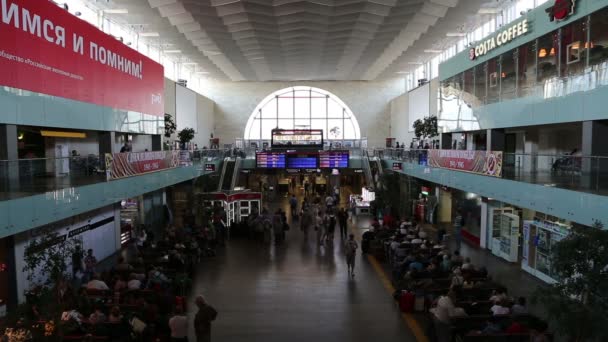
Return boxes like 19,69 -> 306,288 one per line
582,120 -> 608,190
440,133 -> 452,149
152,135 -> 162,151
98,131 -> 116,156
523,128 -> 539,173
0,124 -> 20,192
487,129 -> 505,151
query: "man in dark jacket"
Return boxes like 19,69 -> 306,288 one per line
195,295 -> 218,342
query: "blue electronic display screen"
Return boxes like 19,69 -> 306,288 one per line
256,152 -> 286,168
319,151 -> 349,168
286,154 -> 318,168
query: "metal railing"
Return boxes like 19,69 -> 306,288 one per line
375,148 -> 608,195
0,149 -> 226,202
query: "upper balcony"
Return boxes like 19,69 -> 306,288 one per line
377,148 -> 608,227
0,150 -> 223,237
438,3 -> 608,132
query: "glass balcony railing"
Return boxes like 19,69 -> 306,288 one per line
376,148 -> 608,196
0,149 -> 226,202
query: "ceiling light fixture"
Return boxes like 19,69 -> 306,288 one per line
196,71 -> 209,74
139,32 -> 160,37
395,71 -> 410,74
408,62 -> 423,65
164,50 -> 182,53
423,49 -> 442,53
202,50 -> 222,56
478,7 -> 500,14
182,62 -> 197,65
103,9 -> 129,14
446,32 -> 466,37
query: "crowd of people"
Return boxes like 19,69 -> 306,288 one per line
357,214 -> 551,342
2,204 -> 227,342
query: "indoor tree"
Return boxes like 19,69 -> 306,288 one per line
412,116 -> 438,141
532,220 -> 608,341
177,127 -> 196,149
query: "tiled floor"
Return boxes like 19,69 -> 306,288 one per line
186,190 -> 417,342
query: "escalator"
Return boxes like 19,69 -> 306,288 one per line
362,150 -> 375,189
218,157 -> 241,191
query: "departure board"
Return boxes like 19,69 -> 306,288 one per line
319,151 -> 349,168
286,153 -> 318,168
256,152 -> 286,168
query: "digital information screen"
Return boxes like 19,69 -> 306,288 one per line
286,153 -> 318,168
205,164 -> 216,172
271,129 -> 323,147
256,152 -> 286,168
319,151 -> 349,168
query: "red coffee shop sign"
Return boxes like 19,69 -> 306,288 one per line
546,0 -> 576,22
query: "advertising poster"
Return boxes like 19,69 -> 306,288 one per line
427,150 -> 503,177
0,0 -> 164,115
105,151 -> 179,180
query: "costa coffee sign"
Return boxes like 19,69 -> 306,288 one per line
0,0 -> 164,116
469,19 -> 529,60
546,0 -> 576,22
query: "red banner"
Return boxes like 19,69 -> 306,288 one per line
428,150 -> 503,177
0,0 -> 164,116
105,151 -> 179,180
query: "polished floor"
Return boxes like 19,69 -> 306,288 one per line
187,196 -> 417,341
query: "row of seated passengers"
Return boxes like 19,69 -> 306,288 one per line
54,234 -> 208,340
380,228 -> 551,341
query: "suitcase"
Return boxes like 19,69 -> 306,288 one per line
399,291 -> 415,313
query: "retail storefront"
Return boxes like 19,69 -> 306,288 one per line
522,213 -> 571,284
451,189 -> 482,246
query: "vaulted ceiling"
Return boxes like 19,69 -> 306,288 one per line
94,0 -> 501,81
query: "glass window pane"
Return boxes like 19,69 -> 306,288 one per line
487,57 -> 500,103
295,118 -> 311,130
294,97 -> 310,119
311,97 -> 327,118
343,120 -> 356,139
327,119 -> 343,140
277,97 -> 292,119
277,119 -> 293,130
310,119 -> 326,138
474,63 -> 486,106
590,8 -> 608,69
261,119 -> 276,140
560,19 -> 587,77
327,99 -> 343,118
537,30 -> 559,83
248,119 -> 261,140
501,50 -> 517,100
518,42 -> 537,97
261,98 -> 277,118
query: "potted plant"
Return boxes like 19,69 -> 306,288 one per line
412,116 -> 438,142
177,128 -> 195,150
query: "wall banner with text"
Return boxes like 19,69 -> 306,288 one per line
105,151 -> 179,180
427,150 -> 503,177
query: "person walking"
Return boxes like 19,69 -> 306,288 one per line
325,212 -> 336,245
289,194 -> 298,220
345,234 -> 358,277
194,295 -> 217,342
315,211 -> 324,246
338,208 -> 348,239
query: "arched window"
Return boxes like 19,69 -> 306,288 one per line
244,86 -> 361,141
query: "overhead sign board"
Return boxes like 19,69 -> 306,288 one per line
0,0 -> 164,116
469,19 -> 529,60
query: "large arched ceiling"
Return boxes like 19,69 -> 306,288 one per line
94,0 -> 502,81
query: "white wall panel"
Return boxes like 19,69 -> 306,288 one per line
408,83 -> 430,132
176,85 -> 198,132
